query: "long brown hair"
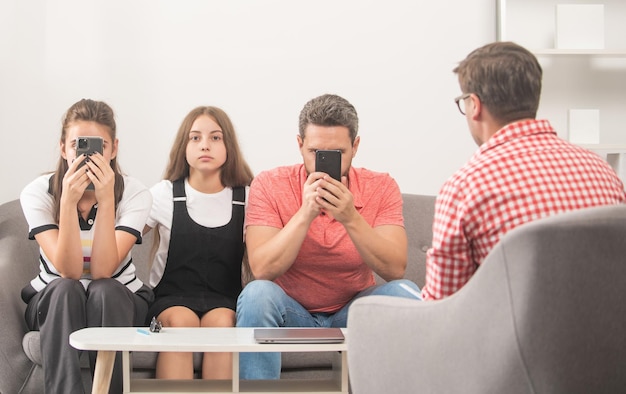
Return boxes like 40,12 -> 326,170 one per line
51,99 -> 124,221
164,106 -> 254,187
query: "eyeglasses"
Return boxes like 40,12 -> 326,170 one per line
454,93 -> 472,115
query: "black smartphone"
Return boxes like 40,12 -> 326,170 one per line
76,136 -> 103,189
315,149 -> 342,181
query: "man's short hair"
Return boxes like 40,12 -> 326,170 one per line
454,41 -> 542,123
298,94 -> 359,143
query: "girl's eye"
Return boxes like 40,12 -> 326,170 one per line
212,135 -> 222,141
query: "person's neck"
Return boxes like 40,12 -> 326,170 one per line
77,192 -> 97,219
188,172 -> 225,194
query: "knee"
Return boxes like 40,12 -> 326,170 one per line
45,278 -> 86,305
160,308 -> 201,328
390,279 -> 420,291
202,308 -> 236,328
87,278 -> 124,297
86,279 -> 132,306
237,280 -> 282,311
49,277 -> 84,291
378,279 -> 422,299
237,280 -> 281,308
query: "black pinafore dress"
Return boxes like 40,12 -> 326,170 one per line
147,179 -> 245,321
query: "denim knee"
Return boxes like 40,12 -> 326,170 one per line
376,279 -> 421,299
237,280 -> 284,327
238,280 -> 283,308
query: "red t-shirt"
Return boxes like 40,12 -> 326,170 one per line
246,164 -> 404,313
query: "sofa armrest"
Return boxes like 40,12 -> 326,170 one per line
0,200 -> 41,394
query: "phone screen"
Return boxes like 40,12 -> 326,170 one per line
315,150 -> 341,181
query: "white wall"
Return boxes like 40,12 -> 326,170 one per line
0,0 -> 496,204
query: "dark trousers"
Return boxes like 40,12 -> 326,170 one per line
25,278 -> 150,394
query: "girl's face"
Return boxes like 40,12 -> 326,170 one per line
186,114 -> 227,175
61,120 -> 118,165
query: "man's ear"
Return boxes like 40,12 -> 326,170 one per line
297,134 -> 304,149
469,94 -> 482,121
351,136 -> 360,158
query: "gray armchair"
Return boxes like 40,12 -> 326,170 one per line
347,204 -> 626,394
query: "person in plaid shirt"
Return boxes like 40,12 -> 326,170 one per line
421,41 -> 626,301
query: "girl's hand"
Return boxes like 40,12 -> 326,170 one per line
61,154 -> 91,205
85,152 -> 115,204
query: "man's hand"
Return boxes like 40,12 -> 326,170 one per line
301,171 -> 327,220
314,174 -> 356,223
314,174 -> 407,281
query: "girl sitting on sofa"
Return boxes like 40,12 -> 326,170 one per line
20,99 -> 153,394
143,106 -> 253,380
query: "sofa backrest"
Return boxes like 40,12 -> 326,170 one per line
397,193 -> 435,288
2,192 -> 435,301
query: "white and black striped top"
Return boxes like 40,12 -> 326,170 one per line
20,174 -> 152,293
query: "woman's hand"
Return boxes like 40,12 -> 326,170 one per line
85,152 -> 115,204
61,154 -> 92,205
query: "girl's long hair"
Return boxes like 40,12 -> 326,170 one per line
164,106 -> 253,186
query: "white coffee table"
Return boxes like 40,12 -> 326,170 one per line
69,327 -> 348,394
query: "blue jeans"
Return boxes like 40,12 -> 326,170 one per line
236,279 -> 421,379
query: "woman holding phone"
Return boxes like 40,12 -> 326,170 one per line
19,99 -> 153,393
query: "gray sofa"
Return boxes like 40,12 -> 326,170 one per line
0,194 -> 436,393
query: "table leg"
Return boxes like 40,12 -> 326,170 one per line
91,350 -> 116,394
122,351 -> 131,393
332,351 -> 349,393
232,352 -> 240,392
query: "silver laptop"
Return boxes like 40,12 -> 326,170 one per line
254,328 -> 345,344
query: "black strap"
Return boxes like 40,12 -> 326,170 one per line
232,186 -> 245,204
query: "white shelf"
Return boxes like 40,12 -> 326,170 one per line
533,49 -> 626,56
577,144 -> 626,152
497,0 -> 626,158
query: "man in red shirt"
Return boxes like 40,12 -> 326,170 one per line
236,94 -> 420,379
422,42 -> 626,301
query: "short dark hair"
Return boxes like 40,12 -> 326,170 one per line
298,94 -> 359,143
454,41 -> 542,123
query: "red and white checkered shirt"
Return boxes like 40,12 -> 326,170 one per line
422,119 -> 626,300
